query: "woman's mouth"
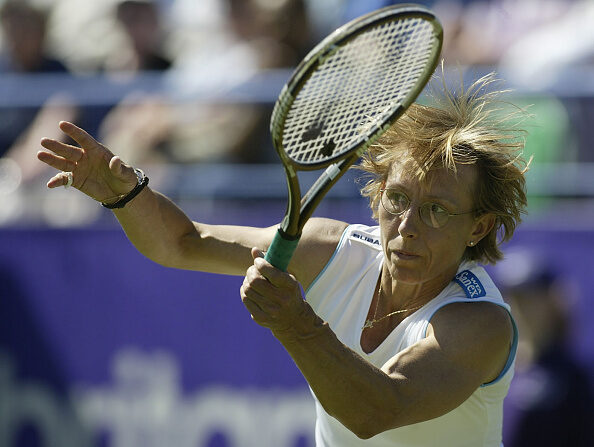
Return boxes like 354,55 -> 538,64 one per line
393,249 -> 419,260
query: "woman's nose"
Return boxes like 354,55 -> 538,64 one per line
397,205 -> 420,239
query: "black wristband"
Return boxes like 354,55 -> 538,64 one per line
101,168 -> 149,209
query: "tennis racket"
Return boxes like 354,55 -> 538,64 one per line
264,4 -> 443,271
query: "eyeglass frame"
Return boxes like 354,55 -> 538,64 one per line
379,187 -> 479,229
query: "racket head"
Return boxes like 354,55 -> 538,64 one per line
270,4 -> 443,169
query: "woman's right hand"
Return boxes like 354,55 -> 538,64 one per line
37,121 -> 138,203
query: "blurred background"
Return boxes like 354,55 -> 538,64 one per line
0,0 -> 592,446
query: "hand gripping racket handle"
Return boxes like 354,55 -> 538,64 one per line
265,229 -> 301,271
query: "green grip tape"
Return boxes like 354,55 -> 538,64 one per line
264,230 -> 300,271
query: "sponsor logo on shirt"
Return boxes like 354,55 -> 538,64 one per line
351,232 -> 381,245
454,270 -> 486,299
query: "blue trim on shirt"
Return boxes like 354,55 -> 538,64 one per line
481,310 -> 518,387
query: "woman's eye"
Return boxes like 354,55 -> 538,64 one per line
390,193 -> 408,208
429,203 -> 448,215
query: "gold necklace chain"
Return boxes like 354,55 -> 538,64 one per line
362,282 -> 424,330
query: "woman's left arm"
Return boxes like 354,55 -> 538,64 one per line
240,253 -> 513,439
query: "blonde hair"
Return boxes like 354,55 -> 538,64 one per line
357,72 -> 530,265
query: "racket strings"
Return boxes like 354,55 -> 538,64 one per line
281,17 -> 437,165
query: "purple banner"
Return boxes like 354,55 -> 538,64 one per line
1,212 -> 593,446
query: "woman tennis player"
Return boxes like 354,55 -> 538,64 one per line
37,74 -> 528,446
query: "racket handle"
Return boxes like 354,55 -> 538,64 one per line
265,229 -> 300,271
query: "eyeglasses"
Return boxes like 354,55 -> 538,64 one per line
380,188 -> 477,229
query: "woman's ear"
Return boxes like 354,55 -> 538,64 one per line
468,213 -> 496,246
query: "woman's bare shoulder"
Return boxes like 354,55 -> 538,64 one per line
289,218 -> 349,288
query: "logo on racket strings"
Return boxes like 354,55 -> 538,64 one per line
301,122 -> 324,142
320,139 -> 336,156
301,121 -> 336,157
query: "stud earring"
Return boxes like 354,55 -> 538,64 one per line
468,241 -> 475,246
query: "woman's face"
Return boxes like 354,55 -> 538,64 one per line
379,160 -> 491,290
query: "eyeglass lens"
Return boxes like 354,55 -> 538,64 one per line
381,190 -> 451,228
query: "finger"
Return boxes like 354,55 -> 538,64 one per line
241,282 -> 265,312
40,137 -> 83,161
59,121 -> 103,150
242,297 -> 270,324
37,150 -> 77,172
240,284 -> 279,322
253,255 -> 297,289
242,271 -> 288,310
244,265 -> 278,298
241,285 -> 278,312
46,171 -> 72,189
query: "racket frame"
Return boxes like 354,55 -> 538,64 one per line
266,4 -> 443,270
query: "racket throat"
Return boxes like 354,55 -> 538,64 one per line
279,214 -> 301,239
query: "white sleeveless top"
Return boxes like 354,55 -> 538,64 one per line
305,224 -> 518,447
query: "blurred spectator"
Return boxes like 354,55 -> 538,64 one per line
499,0 -> 594,89
433,0 -> 575,67
494,249 -> 594,447
96,0 -> 175,166
170,0 -> 312,164
226,0 -> 311,69
0,0 -> 77,182
0,0 -> 65,74
99,0 -> 313,165
206,0 -> 312,163
105,0 -> 172,73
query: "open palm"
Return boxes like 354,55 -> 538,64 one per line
37,121 -> 138,203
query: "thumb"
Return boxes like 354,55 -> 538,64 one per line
109,156 -> 136,183
251,247 -> 265,260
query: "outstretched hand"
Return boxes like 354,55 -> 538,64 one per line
37,121 -> 138,203
240,248 -> 326,342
